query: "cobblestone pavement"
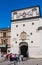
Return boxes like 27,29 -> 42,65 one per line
0,59 -> 42,65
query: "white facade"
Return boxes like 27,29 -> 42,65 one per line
11,6 -> 42,58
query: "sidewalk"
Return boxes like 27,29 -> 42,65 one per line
0,58 -> 42,65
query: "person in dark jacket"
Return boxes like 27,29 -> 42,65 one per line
10,53 -> 12,61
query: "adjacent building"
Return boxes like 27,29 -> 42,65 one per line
0,28 -> 11,54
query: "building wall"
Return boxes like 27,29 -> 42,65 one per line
0,28 -> 11,54
6,31 -> 10,37
11,18 -> 42,58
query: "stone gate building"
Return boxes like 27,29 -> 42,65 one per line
10,6 -> 42,58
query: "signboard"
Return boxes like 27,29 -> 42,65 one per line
0,45 -> 6,47
12,6 -> 40,21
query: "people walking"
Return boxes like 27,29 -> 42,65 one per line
10,53 -> 12,61
21,54 -> 24,64
18,53 -> 21,63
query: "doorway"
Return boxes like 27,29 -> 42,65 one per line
19,42 -> 28,57
1,47 -> 7,54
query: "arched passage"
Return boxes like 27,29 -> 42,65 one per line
19,42 -> 29,57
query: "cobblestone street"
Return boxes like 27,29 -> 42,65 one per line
0,59 -> 42,65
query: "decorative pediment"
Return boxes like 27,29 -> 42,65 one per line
20,31 -> 27,40
12,6 -> 40,21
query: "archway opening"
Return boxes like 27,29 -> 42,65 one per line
19,42 -> 28,58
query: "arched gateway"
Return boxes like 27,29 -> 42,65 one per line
19,42 -> 29,58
